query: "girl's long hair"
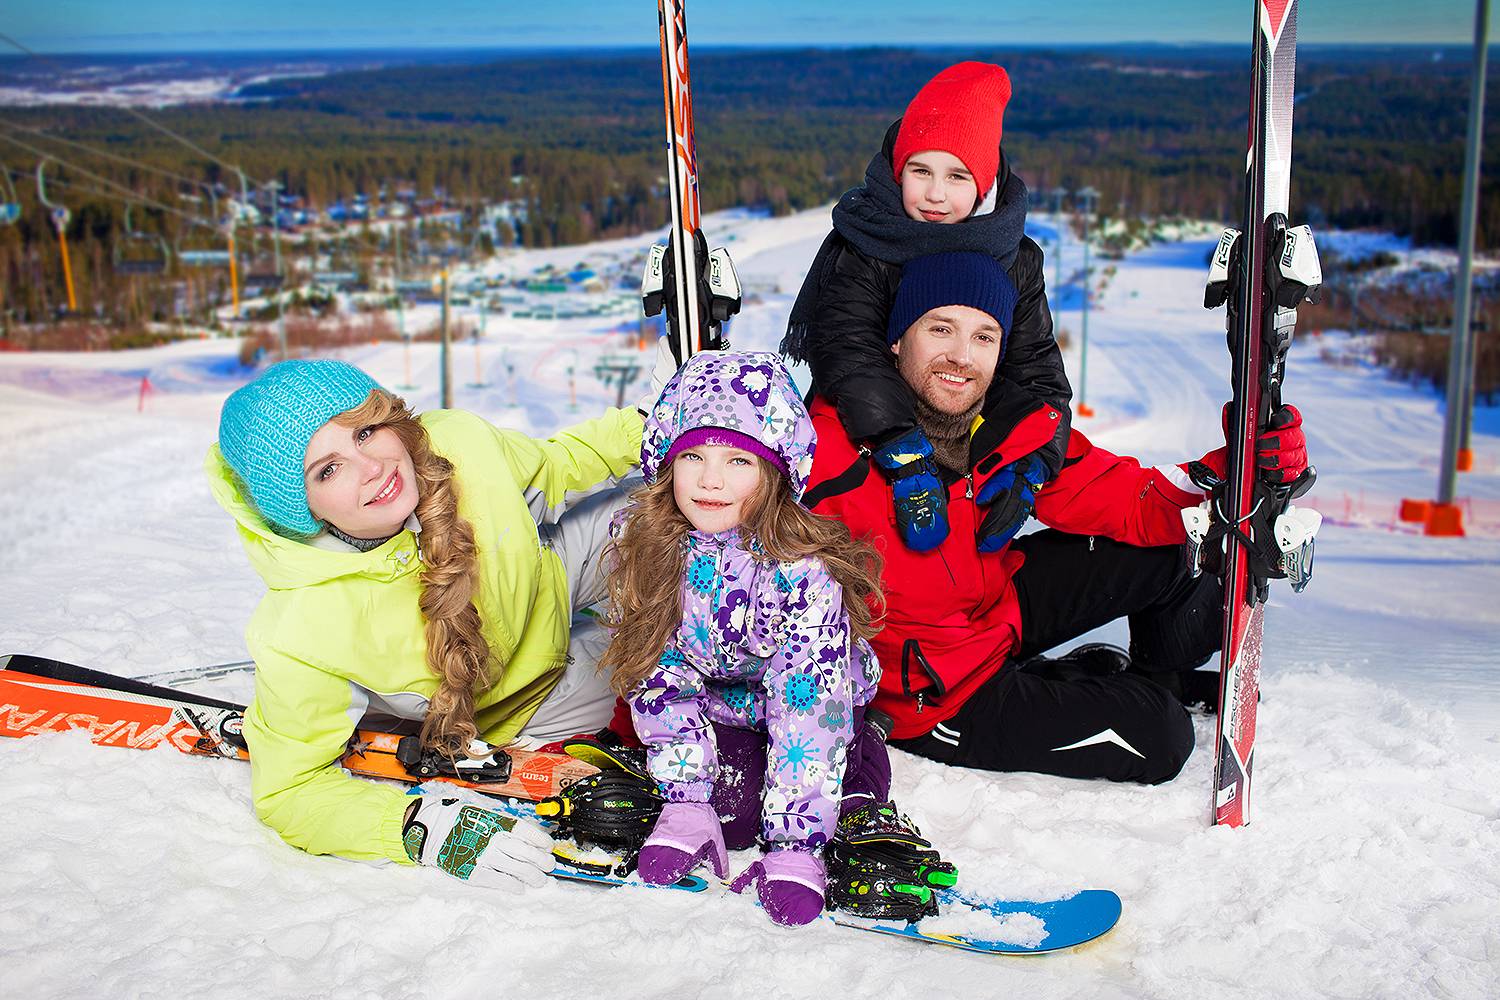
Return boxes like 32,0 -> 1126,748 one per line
333,390 -> 489,757
600,458 -> 884,697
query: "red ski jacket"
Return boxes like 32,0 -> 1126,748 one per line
803,395 -> 1219,740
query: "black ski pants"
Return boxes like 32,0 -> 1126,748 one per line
891,530 -> 1221,785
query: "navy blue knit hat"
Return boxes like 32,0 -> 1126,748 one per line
886,251 -> 1019,348
218,359 -> 383,537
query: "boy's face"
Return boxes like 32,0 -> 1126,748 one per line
900,150 -> 979,224
891,304 -> 1002,415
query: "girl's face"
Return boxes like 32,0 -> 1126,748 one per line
303,418 -> 419,539
900,150 -> 979,224
672,444 -> 764,534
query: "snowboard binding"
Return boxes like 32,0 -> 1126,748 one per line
536,736 -> 663,876
826,800 -> 957,923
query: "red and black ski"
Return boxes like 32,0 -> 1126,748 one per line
1199,0 -> 1322,827
0,653 -> 597,801
640,0 -> 740,362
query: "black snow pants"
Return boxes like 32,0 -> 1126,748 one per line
890,530 -> 1221,785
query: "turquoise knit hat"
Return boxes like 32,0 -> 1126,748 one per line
218,359 -> 383,537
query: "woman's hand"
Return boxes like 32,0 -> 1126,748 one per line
401,796 -> 555,888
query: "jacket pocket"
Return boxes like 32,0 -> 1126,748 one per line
899,638 -> 948,713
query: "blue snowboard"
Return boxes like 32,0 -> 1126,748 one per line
832,887 -> 1121,955
467,789 -> 1121,955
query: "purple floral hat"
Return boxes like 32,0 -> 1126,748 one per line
641,350 -> 817,500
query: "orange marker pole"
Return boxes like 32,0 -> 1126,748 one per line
56,228 -> 77,313
227,231 -> 240,316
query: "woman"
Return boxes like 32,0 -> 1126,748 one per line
208,356 -> 657,886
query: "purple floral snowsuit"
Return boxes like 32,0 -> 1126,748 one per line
628,351 -> 881,852
631,530 -> 880,851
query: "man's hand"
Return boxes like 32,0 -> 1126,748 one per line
871,428 -> 949,552
974,453 -> 1048,553
1219,402 -> 1310,486
1256,404 -> 1308,484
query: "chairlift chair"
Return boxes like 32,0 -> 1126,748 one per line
113,204 -> 170,276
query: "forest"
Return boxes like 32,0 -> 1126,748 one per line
1,45 -> 1495,326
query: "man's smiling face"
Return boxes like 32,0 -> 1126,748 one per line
891,304 -> 1003,416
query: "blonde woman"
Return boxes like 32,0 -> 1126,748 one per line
209,355 -> 665,888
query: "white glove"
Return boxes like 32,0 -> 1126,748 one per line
635,335 -> 681,417
402,796 -> 555,889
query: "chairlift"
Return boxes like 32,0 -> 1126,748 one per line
175,189 -> 236,268
0,164 -> 20,226
35,159 -> 78,312
113,204 -> 170,276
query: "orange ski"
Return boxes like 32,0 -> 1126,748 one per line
0,653 -> 596,802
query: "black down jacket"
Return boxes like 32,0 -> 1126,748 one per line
787,122 -> 1073,475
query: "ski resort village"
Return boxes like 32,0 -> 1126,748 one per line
1,3 -> 1498,998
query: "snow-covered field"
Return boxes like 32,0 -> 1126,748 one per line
2,208 -> 1497,999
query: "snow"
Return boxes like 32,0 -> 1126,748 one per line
3,208 -> 1499,998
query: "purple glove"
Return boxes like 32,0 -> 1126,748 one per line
637,802 -> 727,885
729,850 -> 826,927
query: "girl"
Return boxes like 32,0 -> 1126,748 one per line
602,350 -> 889,927
783,60 -> 1073,555
210,356 -> 662,889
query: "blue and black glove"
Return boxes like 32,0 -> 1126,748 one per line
974,453 -> 1049,553
871,428 -> 949,552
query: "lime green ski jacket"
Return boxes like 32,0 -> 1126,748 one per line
206,406 -> 642,863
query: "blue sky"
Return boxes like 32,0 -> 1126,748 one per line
12,1 -> 1489,53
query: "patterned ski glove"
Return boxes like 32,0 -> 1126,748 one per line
402,796 -> 555,889
974,453 -> 1049,553
729,850 -> 827,927
637,801 -> 727,885
635,335 -> 682,417
871,428 -> 949,552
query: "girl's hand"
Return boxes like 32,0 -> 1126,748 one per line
637,801 -> 727,884
729,849 -> 827,927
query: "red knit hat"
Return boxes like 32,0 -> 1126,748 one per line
892,62 -> 1012,197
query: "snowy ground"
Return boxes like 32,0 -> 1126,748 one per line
2,208 -> 1498,999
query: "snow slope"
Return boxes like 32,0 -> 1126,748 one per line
2,208 -> 1497,999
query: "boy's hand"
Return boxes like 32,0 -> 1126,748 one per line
871,428 -> 949,552
974,453 -> 1048,553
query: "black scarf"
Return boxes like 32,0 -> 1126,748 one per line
782,119 -> 1029,361
327,522 -> 398,552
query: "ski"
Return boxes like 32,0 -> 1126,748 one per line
1200,0 -> 1322,827
640,0 -> 741,362
0,653 -> 597,801
3,651 -> 1119,951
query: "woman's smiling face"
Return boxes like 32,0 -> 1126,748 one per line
303,419 -> 419,539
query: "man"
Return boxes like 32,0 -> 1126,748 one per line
802,251 -> 1310,785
